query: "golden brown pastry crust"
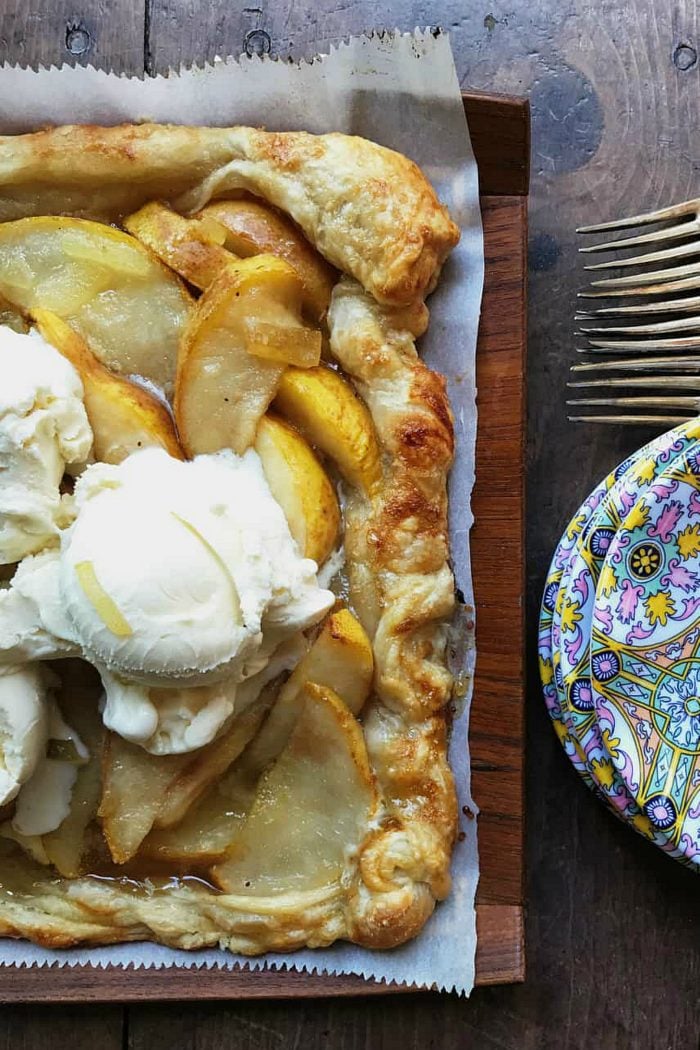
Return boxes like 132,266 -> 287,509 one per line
0,123 -> 459,306
329,278 -> 457,947
0,123 -> 459,954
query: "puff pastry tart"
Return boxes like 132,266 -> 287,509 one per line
0,124 -> 461,954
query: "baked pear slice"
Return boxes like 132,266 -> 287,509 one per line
240,606 -> 374,782
0,216 -> 192,394
124,201 -> 323,371
140,765 -> 254,865
254,413 -> 339,565
123,202 -> 235,290
304,607 -> 374,716
212,683 -> 377,894
33,309 -> 183,464
175,255 -> 319,455
143,609 -> 373,865
243,318 -> 321,368
197,198 -> 336,321
99,699 -> 268,864
274,365 -> 382,495
99,733 -> 186,865
155,697 -> 271,830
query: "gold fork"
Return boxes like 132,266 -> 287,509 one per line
568,199 -> 700,423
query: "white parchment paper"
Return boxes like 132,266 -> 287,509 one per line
0,29 -> 484,996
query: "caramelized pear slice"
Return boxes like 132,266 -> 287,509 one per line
197,199 -> 336,321
241,607 -> 374,780
212,683 -> 377,895
175,255 -> 309,455
123,202 -> 234,290
254,413 -> 339,564
274,366 -> 382,495
305,608 -> 374,716
35,308 -> 183,464
0,216 -> 192,394
244,317 -> 322,368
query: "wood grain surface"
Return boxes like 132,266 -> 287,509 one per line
2,1 -> 700,1048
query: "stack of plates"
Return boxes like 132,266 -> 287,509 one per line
539,420 -> 700,867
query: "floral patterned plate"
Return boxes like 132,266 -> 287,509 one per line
591,442 -> 700,864
539,449 -> 644,774
559,438 -> 700,860
558,426 -> 700,825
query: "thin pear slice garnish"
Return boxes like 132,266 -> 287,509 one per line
170,512 -> 242,628
74,561 -> 133,638
212,682 -> 377,895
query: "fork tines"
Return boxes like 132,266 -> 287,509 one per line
573,197 -> 700,423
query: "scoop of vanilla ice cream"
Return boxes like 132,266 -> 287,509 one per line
0,550 -> 79,663
0,447 -> 333,752
0,665 -> 49,808
61,447 -> 333,684
0,326 -> 93,564
100,633 -> 305,755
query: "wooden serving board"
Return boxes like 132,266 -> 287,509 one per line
0,91 -> 528,1002
467,91 -> 528,986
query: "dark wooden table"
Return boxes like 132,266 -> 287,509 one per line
1,2 -> 700,1047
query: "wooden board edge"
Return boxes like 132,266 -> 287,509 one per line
0,964 -> 409,1004
475,904 -> 525,985
462,91 -> 530,197
471,194 -> 528,921
0,905 -> 524,1003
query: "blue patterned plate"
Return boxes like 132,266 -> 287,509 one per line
591,442 -> 700,865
